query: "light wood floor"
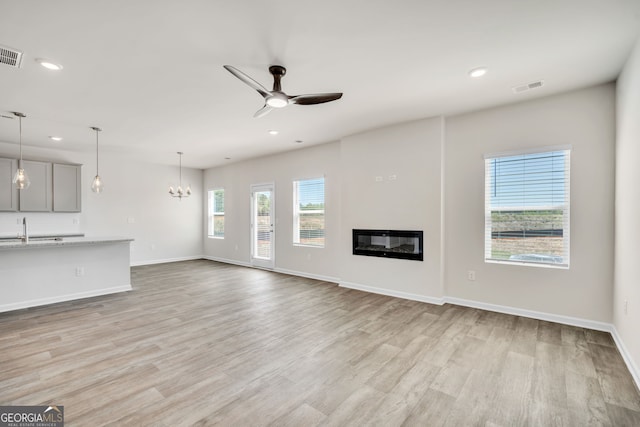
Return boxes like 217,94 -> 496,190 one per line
1,260 -> 639,426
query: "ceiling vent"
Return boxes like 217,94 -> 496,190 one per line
0,45 -> 24,68
512,80 -> 544,94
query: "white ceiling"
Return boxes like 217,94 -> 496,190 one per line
1,0 -> 639,169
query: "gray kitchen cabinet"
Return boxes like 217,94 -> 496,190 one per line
0,157 -> 19,211
53,163 -> 82,212
19,160 -> 52,212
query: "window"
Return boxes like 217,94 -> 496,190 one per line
293,177 -> 325,247
484,147 -> 570,268
208,189 -> 224,238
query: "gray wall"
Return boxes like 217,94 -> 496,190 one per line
339,117 -> 444,300
445,84 -> 615,322
204,84 -> 615,325
203,142 -> 343,281
0,144 -> 203,265
615,38 -> 640,382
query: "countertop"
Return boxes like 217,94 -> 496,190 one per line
0,236 -> 134,250
0,233 -> 85,241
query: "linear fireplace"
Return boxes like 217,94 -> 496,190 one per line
352,229 -> 423,261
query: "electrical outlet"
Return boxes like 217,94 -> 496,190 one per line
151,244 -> 156,251
467,270 -> 476,281
73,217 -> 79,225
624,300 -> 628,315
75,267 -> 84,277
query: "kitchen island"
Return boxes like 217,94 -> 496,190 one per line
0,236 -> 133,312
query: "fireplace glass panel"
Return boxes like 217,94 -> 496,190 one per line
352,229 -> 423,261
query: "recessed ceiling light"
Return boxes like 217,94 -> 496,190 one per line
469,67 -> 487,78
35,58 -> 63,71
268,130 -> 279,135
49,136 -> 62,141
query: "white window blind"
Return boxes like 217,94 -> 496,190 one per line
208,189 -> 224,238
484,148 -> 570,268
293,177 -> 325,247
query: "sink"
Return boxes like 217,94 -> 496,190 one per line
29,237 -> 64,242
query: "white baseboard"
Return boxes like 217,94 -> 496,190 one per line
0,285 -> 132,313
275,268 -> 339,284
609,326 -> 640,392
443,296 -> 612,332
131,255 -> 204,267
339,281 -> 446,305
202,258 -> 339,283
202,255 -> 252,268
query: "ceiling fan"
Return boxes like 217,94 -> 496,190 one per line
223,64 -> 343,118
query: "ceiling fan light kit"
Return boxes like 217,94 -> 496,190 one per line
223,64 -> 343,118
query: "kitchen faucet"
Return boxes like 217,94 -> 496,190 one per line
21,217 -> 28,243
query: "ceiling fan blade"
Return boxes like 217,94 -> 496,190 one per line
289,93 -> 343,105
223,65 -> 271,98
254,105 -> 273,118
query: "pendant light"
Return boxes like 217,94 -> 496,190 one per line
168,152 -> 191,200
90,126 -> 103,193
11,112 -> 30,190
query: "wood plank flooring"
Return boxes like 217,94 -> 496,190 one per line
1,259 -> 639,426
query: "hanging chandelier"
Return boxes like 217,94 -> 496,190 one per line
11,112 -> 30,190
90,126 -> 103,193
169,152 -> 191,200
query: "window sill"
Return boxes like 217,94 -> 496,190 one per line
293,243 -> 324,249
485,259 -> 569,269
208,236 -> 224,240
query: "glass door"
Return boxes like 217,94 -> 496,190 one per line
251,184 -> 275,269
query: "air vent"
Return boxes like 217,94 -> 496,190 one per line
0,45 -> 24,68
512,80 -> 544,94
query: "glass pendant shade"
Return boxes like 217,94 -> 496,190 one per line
90,127 -> 103,194
91,175 -> 103,193
13,167 -> 30,190
12,112 -> 29,190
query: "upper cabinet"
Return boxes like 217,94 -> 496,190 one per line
0,157 -> 82,212
53,163 -> 82,212
19,160 -> 52,212
0,158 -> 18,211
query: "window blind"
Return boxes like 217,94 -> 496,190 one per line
293,177 -> 325,247
484,149 -> 570,267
